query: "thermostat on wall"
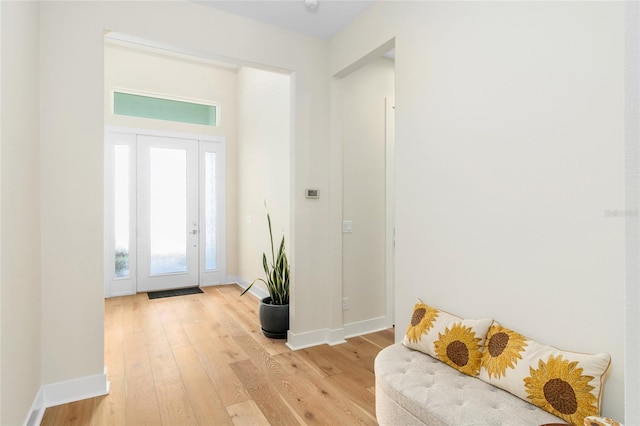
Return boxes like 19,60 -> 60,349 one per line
305,189 -> 319,199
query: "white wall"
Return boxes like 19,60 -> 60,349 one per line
331,1 -> 626,420
38,0 -> 329,400
237,67 -> 290,295
104,42 -> 239,277
40,2 -> 106,387
0,2 -> 42,424
339,57 -> 394,328
624,3 -> 640,423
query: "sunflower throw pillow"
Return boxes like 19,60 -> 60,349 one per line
478,322 -> 611,425
402,299 -> 492,376
584,416 -> 623,426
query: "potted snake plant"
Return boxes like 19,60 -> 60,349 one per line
241,203 -> 290,338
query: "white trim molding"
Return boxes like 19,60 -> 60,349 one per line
23,387 -> 44,426
286,316 -> 392,350
231,278 -> 390,351
24,368 -> 110,426
344,316 -> 390,339
230,275 -> 269,301
286,328 -> 346,350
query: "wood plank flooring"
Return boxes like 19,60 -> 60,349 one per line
41,284 -> 395,425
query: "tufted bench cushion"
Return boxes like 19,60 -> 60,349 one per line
375,343 -> 569,426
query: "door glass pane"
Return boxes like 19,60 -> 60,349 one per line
150,147 -> 187,275
114,145 -> 130,278
205,152 -> 217,270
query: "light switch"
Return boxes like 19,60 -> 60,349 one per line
342,220 -> 353,233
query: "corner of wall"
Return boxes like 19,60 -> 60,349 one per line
22,387 -> 43,426
23,368 -> 109,426
286,328 -> 346,351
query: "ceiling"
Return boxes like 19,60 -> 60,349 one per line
195,0 -> 375,40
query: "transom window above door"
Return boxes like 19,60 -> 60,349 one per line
113,90 -> 219,127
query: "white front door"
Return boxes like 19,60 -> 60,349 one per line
105,128 -> 226,297
137,135 -> 199,292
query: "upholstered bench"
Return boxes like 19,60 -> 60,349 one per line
375,342 -> 570,425
374,300 -> 617,426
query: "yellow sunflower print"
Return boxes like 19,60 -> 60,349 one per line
405,302 -> 438,343
481,323 -> 528,379
524,355 -> 597,425
584,417 -> 621,426
434,323 -> 482,376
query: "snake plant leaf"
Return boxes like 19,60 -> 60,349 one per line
241,203 -> 290,305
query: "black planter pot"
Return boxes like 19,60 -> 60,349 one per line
259,297 -> 289,339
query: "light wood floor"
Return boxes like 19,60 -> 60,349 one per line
41,284 -> 395,425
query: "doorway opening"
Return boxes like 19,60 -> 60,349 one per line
104,128 -> 226,296
334,39 -> 396,337
103,35 -> 292,300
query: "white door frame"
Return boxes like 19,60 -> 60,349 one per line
104,126 -> 227,297
328,39 -> 396,343
385,96 -> 395,329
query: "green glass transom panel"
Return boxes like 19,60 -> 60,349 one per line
114,92 -> 217,126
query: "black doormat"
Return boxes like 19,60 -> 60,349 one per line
147,286 -> 203,300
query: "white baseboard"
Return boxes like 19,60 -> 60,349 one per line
327,328 -> 348,346
23,387 -> 44,426
286,316 -> 391,350
344,316 -> 390,339
286,327 -> 346,350
24,368 -> 110,426
229,275 -> 269,300
227,277 -> 390,350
